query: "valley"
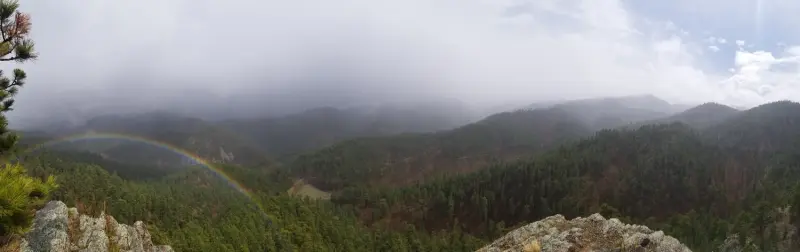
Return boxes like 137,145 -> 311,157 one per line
9,94 -> 800,251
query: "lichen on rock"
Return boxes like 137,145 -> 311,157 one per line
18,201 -> 69,252
477,213 -> 691,252
18,201 -> 173,252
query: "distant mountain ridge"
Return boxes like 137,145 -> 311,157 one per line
18,101 -> 481,170
290,107 -> 593,190
19,95 -> 774,189
551,94 -> 690,129
15,95 -> 800,252
288,95 -> 691,190
701,100 -> 800,153
21,111 -> 272,169
221,102 -> 476,158
628,102 -> 740,129
331,100 -> 800,251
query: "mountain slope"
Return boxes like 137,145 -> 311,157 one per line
27,112 -> 272,169
288,95 -> 689,191
551,94 -> 683,130
702,100 -> 800,153
337,124 -> 743,225
630,102 -> 740,129
16,152 -> 485,252
14,98 -> 800,251
331,101 -> 800,251
220,103 -> 475,158
289,107 -> 594,190
19,102 -> 480,178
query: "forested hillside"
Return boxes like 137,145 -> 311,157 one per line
16,151 -> 486,251
330,101 -> 800,251
702,101 -> 800,153
549,94 -> 683,129
289,107 -> 592,190
25,101 -> 478,170
219,102 -> 476,158
631,102 -> 740,129
10,100 -> 800,251
288,95 -> 688,191
23,111 -> 273,169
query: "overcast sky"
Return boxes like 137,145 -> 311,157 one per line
7,0 -> 800,125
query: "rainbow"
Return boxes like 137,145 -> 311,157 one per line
20,131 -> 271,222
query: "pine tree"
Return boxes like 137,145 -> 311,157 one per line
0,0 -> 36,154
0,0 -> 54,246
0,164 -> 56,238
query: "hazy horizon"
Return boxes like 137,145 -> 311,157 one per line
6,0 -> 800,127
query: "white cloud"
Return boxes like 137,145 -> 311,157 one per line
721,48 -> 800,106
708,45 -> 721,52
8,0 -> 800,123
787,46 -> 800,56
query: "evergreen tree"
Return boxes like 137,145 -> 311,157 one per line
0,0 -> 54,246
0,0 -> 35,152
0,164 -> 56,240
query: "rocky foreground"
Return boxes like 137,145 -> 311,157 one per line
477,213 -> 691,252
19,201 -> 173,252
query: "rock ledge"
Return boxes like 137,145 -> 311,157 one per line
477,213 -> 691,252
19,201 -> 173,252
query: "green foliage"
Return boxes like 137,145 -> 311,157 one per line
0,1 -> 50,247
290,108 -> 591,190
332,102 -> 800,251
33,112 -> 274,168
19,152 -> 486,251
222,105 -> 473,158
0,0 -> 34,156
0,163 -> 56,237
9,91 -> 800,252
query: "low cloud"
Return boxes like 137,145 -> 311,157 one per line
6,0 -> 800,126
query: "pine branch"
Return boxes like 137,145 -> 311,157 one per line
0,55 -> 19,61
0,23 -> 6,42
10,68 -> 24,87
0,55 -> 18,61
0,0 -> 19,43
7,12 -> 32,44
0,40 -> 35,62
0,24 -> 10,44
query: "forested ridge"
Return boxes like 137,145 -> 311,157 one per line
287,95 -> 694,192
9,99 -> 800,251
219,103 -> 476,158
332,101 -> 800,251
289,107 -> 593,190
16,151 -> 485,251
629,102 -> 740,129
5,100 -> 800,251
21,112 -> 274,169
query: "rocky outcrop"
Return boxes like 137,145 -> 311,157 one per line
477,213 -> 691,252
19,201 -> 173,252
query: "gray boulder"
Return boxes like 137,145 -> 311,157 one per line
477,213 -> 691,252
19,201 -> 173,252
